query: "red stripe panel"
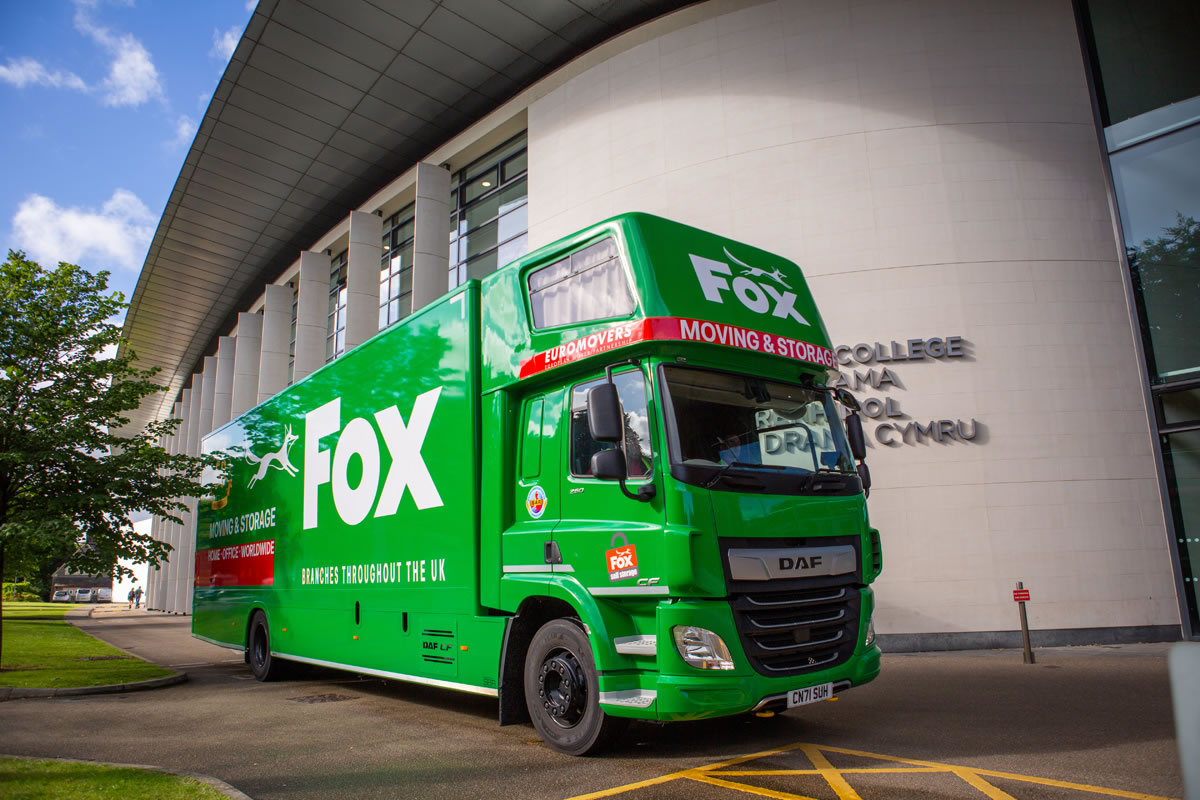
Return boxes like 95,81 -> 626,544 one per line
518,317 -> 835,378
195,539 -> 275,587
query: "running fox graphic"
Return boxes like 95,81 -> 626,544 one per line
246,426 -> 299,489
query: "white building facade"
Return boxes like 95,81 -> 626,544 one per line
128,0 -> 1198,648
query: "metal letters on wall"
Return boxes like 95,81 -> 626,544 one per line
829,337 -> 981,447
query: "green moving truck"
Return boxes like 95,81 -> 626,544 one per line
193,212 -> 882,755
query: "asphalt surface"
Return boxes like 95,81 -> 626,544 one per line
0,607 -> 1185,800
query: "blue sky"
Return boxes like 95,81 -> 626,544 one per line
1,0 -> 256,303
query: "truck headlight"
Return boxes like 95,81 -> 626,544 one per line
865,619 -> 876,647
672,626 -> 734,670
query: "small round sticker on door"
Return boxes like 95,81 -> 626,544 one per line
526,485 -> 548,519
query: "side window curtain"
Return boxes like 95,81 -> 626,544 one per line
528,238 -> 635,329
569,371 -> 653,477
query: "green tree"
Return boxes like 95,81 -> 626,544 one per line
0,251 -> 211,663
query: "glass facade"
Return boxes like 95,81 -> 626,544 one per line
380,203 -> 415,329
326,249 -> 348,363
1082,0 -> 1200,636
1110,123 -> 1200,383
448,132 -> 528,289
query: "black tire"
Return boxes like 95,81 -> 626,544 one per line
524,618 -> 627,755
248,612 -> 286,681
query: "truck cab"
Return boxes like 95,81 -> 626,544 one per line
481,213 -> 881,751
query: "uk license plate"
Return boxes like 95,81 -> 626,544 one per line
787,682 -> 833,707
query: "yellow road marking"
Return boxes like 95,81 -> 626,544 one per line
951,767 -> 1019,800
562,742 -> 1180,800
797,743 -> 863,800
815,745 -> 1177,800
689,773 -> 821,800
715,768 -> 944,775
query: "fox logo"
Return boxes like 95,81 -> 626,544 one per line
246,426 -> 300,489
690,247 -> 809,325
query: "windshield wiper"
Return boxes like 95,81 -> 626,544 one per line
807,469 -> 850,492
703,461 -> 785,489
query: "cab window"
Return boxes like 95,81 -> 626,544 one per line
569,370 -> 653,478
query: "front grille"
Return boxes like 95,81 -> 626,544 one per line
730,581 -> 860,677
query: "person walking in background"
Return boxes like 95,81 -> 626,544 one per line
127,588 -> 135,609
133,586 -> 143,609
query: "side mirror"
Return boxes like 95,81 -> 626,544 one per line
835,388 -> 860,411
857,461 -> 871,498
591,448 -> 627,482
845,412 -> 867,461
587,383 -> 624,442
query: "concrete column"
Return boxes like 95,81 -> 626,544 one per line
232,313 -> 262,416
199,356 -> 217,440
295,251 -> 330,381
165,390 -> 190,614
157,404 -> 182,612
259,284 -> 291,402
167,402 -> 184,613
346,210 -> 383,351
213,337 -> 235,429
412,162 -> 452,312
173,376 -> 202,614
148,427 -> 164,611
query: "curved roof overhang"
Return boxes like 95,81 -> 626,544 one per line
121,0 -> 695,432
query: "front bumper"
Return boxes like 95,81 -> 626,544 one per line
597,590 -> 881,721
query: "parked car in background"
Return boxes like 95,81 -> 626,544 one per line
74,588 -> 93,602
52,590 -> 71,602
96,588 -> 112,603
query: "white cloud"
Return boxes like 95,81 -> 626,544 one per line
170,114 -> 197,150
0,3 -> 165,107
0,57 -> 87,91
246,0 -> 258,12
211,25 -> 240,62
73,2 -> 163,107
12,189 -> 156,273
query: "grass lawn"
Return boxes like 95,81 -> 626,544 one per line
0,757 -> 229,800
0,608 -> 173,688
3,601 -> 79,619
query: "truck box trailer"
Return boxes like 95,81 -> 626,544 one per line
193,212 -> 881,754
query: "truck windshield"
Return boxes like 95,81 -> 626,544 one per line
661,365 -> 858,493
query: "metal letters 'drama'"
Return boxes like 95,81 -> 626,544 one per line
194,213 -> 882,755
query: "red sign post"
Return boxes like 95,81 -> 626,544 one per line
1014,581 -> 1034,664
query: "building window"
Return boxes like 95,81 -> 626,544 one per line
449,131 -> 528,289
1110,122 -> 1200,384
380,203 -> 416,329
326,250 -> 348,363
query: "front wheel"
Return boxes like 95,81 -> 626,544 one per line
248,612 -> 286,681
524,618 -> 627,755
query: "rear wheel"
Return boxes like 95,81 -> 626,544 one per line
248,612 -> 285,681
524,618 -> 627,755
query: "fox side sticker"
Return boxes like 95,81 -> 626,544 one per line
606,534 -> 639,581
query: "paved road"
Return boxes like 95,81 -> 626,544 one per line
0,609 -> 1184,800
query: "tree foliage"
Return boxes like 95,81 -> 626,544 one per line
0,251 -> 212,593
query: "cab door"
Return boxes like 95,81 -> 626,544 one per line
502,391 -> 562,575
553,366 -> 665,594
